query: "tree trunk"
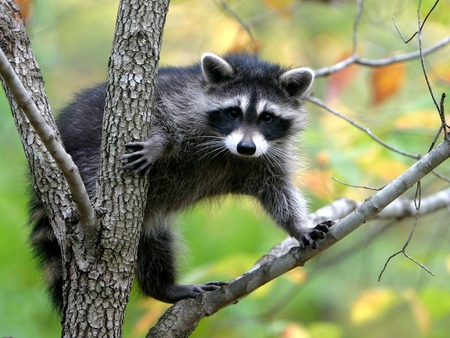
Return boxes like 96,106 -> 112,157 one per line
61,0 -> 170,337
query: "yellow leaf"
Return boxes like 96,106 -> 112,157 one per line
371,62 -> 406,105
350,288 -> 398,325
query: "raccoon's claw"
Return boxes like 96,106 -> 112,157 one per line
298,220 -> 334,250
120,141 -> 157,175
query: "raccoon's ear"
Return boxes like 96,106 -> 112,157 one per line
280,67 -> 315,98
201,53 -> 234,84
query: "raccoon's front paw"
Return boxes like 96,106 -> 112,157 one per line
298,220 -> 334,250
120,140 -> 162,175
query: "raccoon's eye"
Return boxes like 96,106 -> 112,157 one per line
226,108 -> 240,119
260,112 -> 275,124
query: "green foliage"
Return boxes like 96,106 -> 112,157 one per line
1,0 -> 450,337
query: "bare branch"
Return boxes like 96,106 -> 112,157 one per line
331,177 -> 383,191
0,47 -> 98,253
439,93 -> 449,133
377,1 -> 445,282
393,0 -> 440,43
379,181 -> 434,280
417,2 -> 442,117
428,94 -> 448,151
260,187 -> 450,265
314,36 -> 450,77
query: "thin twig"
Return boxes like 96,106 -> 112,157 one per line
393,0 -> 440,44
439,93 -> 449,130
332,177 -> 383,191
307,95 -> 421,159
378,182 -> 434,281
427,93 -> 447,152
417,1 -> 441,117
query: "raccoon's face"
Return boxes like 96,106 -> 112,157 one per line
207,95 -> 294,157
202,52 -> 314,158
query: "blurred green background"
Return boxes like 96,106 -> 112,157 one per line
1,0 -> 450,337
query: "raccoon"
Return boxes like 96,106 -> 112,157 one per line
29,52 -> 331,309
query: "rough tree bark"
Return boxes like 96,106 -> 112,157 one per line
60,0 -> 170,336
0,0 -> 170,336
0,0 -> 70,253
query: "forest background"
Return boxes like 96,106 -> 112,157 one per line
1,0 -> 450,337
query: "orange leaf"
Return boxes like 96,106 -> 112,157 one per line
371,62 -> 406,105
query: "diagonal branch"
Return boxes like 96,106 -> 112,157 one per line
0,47 -> 98,249
148,136 -> 450,337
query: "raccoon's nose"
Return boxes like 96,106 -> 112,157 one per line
237,140 -> 256,156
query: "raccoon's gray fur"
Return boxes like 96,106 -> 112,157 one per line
29,52 -> 331,310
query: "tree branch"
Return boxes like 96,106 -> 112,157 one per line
0,0 -> 71,244
263,187 -> 450,264
314,35 -> 450,77
0,47 -> 98,252
149,137 -> 450,336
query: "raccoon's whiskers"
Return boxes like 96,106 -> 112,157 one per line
196,139 -> 227,162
